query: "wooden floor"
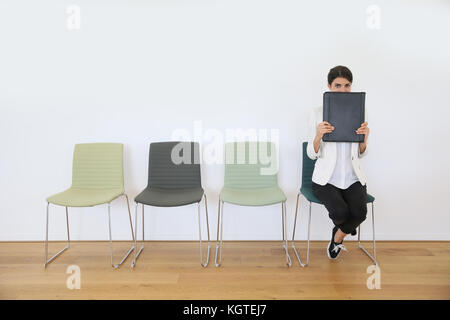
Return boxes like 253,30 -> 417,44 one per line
0,241 -> 449,299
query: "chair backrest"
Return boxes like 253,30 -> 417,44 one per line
148,141 -> 201,189
224,141 -> 279,189
71,143 -> 124,190
301,141 -> 316,190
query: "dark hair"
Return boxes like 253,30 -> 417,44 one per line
327,65 -> 353,85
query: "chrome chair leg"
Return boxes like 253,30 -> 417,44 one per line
214,200 -> 224,267
215,200 -> 292,267
131,202 -> 145,268
107,194 -> 136,269
281,202 -> 286,247
291,193 -> 311,267
282,201 -> 292,267
198,194 -> 211,267
44,203 -> 70,268
133,196 -> 212,268
358,202 -> 378,266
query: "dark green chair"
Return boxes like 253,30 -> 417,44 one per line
132,141 -> 210,268
291,142 -> 377,266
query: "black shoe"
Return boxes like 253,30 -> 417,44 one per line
327,226 -> 348,260
351,229 -> 357,236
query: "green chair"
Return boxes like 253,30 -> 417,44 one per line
291,142 -> 377,267
215,141 -> 292,267
45,143 -> 135,268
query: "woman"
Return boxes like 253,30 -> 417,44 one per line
307,65 -> 370,260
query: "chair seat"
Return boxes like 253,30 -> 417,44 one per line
220,186 -> 286,206
300,187 -> 322,204
300,186 -> 375,204
134,187 -> 204,207
46,188 -> 124,207
366,193 -> 375,203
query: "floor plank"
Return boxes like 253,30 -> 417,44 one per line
0,241 -> 448,299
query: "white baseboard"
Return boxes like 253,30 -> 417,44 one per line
1,233 -> 449,241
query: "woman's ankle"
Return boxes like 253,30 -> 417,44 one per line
334,228 -> 347,243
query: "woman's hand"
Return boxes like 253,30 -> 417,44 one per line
356,122 -> 369,154
313,121 -> 334,153
356,122 -> 369,143
316,121 -> 334,140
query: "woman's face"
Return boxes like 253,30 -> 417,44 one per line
328,77 -> 352,92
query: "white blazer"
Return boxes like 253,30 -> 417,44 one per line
306,106 -> 368,186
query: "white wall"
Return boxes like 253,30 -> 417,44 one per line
1,0 -> 449,241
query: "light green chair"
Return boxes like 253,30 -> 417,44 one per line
45,143 -> 135,268
215,141 -> 292,267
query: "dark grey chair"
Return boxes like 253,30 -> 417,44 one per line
132,141 -> 210,267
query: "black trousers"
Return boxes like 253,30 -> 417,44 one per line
312,181 -> 367,235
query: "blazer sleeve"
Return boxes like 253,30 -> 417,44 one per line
307,107 -> 322,160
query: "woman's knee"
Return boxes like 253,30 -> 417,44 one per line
329,206 -> 350,225
351,203 -> 368,223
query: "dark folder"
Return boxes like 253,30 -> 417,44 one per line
322,91 -> 366,142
